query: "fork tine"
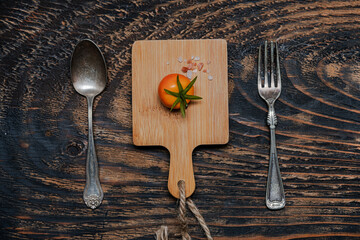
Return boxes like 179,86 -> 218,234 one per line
258,45 -> 262,88
264,41 -> 268,88
270,41 -> 275,88
276,42 -> 281,88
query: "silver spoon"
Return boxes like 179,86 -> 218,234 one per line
71,39 -> 106,209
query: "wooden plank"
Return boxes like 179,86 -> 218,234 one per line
0,0 -> 360,239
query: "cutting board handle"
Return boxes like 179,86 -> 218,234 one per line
168,146 -> 195,198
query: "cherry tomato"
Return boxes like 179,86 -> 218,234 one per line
158,74 -> 194,109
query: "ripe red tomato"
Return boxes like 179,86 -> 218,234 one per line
158,74 -> 194,109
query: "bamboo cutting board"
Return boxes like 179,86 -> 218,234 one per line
132,39 -> 229,198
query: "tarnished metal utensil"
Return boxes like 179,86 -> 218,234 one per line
71,39 -> 106,209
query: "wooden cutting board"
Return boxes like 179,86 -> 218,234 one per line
132,39 -> 229,198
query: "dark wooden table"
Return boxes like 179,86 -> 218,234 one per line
1,1 -> 360,239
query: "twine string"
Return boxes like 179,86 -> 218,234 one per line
155,226 -> 168,240
178,180 -> 191,240
186,198 -> 213,240
156,180 -> 213,240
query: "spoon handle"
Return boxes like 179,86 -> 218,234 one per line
83,96 -> 103,209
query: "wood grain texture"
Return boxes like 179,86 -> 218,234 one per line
132,39 -> 229,199
1,0 -> 360,239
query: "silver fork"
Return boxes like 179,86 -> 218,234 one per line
258,41 -> 285,210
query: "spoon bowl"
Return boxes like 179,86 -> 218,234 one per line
71,40 -> 106,97
71,39 -> 106,209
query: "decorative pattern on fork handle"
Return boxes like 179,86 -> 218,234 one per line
258,41 -> 285,210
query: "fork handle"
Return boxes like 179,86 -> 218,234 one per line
266,105 -> 285,210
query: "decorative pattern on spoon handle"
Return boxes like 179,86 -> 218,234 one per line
83,97 -> 103,209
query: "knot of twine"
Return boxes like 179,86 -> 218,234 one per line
156,180 -> 213,240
